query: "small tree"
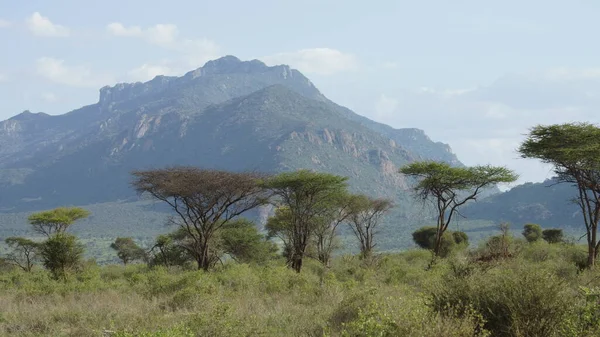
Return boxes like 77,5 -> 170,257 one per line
265,206 -> 295,263
522,223 -> 543,243
542,229 -> 564,244
148,234 -> 191,268
110,237 -> 146,265
28,207 -> 90,237
40,233 -> 84,280
4,237 -> 40,272
400,161 -> 517,257
310,193 -> 353,267
220,218 -> 277,265
347,195 -> 393,260
519,123 -> 600,267
132,167 -> 267,271
262,170 -> 349,272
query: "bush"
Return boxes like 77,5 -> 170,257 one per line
543,229 -> 564,244
522,223 -> 542,243
412,227 -> 469,257
430,265 -> 574,337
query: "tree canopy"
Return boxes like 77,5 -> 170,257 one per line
519,123 -> 600,266
400,161 -> 517,256
262,170 -> 349,272
4,237 -> 40,272
346,194 -> 393,260
28,207 -> 90,237
131,167 -> 267,270
110,237 -> 146,265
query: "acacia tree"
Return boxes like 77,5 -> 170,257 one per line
400,161 -> 517,257
28,207 -> 90,237
4,237 -> 40,272
132,167 -> 267,271
262,170 -> 348,272
310,193 -> 354,267
347,195 -> 392,260
110,237 -> 146,265
519,123 -> 600,267
40,233 -> 84,280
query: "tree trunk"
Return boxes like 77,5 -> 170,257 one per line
291,255 -> 303,273
433,228 -> 444,257
589,243 -> 596,268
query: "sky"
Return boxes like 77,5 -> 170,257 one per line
1,0 -> 599,187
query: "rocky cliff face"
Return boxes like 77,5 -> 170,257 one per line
0,56 -> 461,212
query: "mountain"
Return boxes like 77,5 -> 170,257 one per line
462,178 -> 582,229
0,55 -> 462,213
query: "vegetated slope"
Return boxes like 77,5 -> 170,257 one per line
0,55 -> 461,213
463,178 -> 582,229
0,56 -> 477,253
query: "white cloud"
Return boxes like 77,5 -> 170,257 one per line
35,57 -> 114,87
41,92 -> 58,102
0,73 -> 7,82
262,48 -> 358,75
106,22 -> 142,37
26,12 -> 70,37
106,22 -> 220,69
128,63 -> 177,82
358,68 -> 600,185
0,19 -> 11,28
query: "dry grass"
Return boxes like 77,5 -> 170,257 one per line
1,242 -> 599,336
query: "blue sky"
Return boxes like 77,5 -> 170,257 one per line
1,0 -> 600,186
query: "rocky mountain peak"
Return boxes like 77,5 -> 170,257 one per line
10,110 -> 50,121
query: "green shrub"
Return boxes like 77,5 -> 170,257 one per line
412,227 -> 469,258
522,223 -> 542,243
40,233 -> 85,280
543,229 -> 564,244
430,265 -> 574,337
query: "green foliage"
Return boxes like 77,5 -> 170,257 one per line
346,194 -> 393,260
401,161 -> 517,256
4,237 -> 40,272
263,170 -> 349,272
1,243 -> 600,336
519,123 -> 600,267
430,264 -> 574,337
147,234 -> 192,268
452,231 -> 469,246
220,218 -> 278,265
27,207 -> 90,237
522,223 -> 542,243
412,226 -> 469,257
111,237 -> 146,265
543,229 -> 564,244
412,226 -> 438,249
40,233 -> 85,280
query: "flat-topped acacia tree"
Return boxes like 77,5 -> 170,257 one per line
519,122 -> 600,267
400,161 -> 517,257
28,207 -> 90,237
131,167 -> 267,271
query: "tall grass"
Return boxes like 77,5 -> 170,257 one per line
1,240 -> 600,336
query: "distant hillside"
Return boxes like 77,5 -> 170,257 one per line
463,178 -> 582,229
0,55 -> 462,212
0,56 -> 478,255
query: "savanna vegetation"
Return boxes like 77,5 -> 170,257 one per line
1,122 -> 600,336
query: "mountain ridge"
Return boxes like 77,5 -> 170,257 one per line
0,56 -> 461,214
